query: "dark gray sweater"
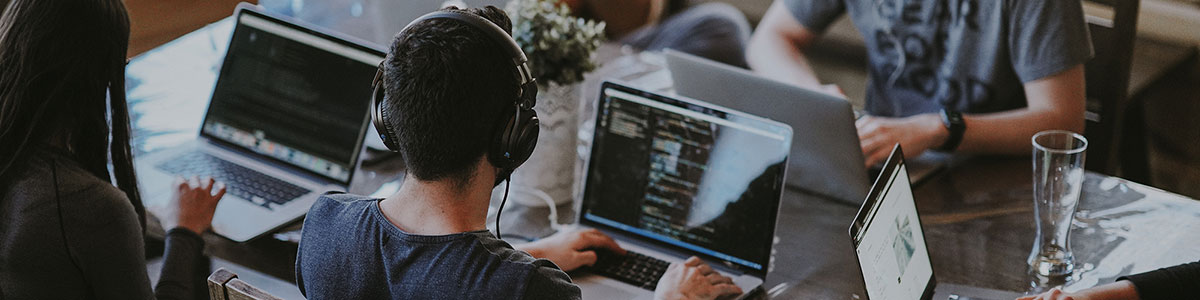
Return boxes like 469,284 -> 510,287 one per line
296,193 -> 581,300
0,147 -> 205,300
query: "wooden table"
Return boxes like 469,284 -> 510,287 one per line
129,9 -> 1200,299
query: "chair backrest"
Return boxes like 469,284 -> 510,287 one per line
208,268 -> 285,300
1082,0 -> 1140,174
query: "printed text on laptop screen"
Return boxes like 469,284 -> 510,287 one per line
582,87 -> 789,272
202,13 -> 378,183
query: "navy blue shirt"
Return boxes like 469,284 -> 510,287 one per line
296,193 -> 580,299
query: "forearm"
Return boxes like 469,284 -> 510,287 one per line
513,242 -> 544,258
955,107 -> 1083,155
955,65 -> 1085,155
746,1 -> 823,89
746,32 -> 823,89
1119,261 -> 1200,300
155,228 -> 208,300
126,0 -> 254,57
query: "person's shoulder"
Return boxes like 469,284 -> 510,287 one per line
466,232 -> 581,300
9,149 -> 142,243
27,149 -> 136,225
522,258 -> 581,300
301,192 -> 381,236
8,148 -> 124,200
308,191 -> 379,217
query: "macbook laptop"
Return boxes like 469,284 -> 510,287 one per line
135,5 -> 384,242
666,50 -> 946,205
572,81 -> 791,299
849,145 -> 1022,300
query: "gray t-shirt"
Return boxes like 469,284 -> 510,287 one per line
784,0 -> 1093,117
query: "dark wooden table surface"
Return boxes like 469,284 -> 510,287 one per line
129,8 -> 1200,299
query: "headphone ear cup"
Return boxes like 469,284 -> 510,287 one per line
489,109 -> 519,170
507,111 -> 539,168
372,79 -> 401,152
488,105 -> 539,172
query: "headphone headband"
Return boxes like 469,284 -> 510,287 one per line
403,11 -> 536,105
371,9 -> 540,165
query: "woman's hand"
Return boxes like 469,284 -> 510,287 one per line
159,176 -> 226,235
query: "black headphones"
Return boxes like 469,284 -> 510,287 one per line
370,10 -> 540,178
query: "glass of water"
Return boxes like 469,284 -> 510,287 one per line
1029,130 -> 1088,277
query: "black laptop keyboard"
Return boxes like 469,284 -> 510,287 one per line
589,250 -> 671,291
156,152 -> 310,210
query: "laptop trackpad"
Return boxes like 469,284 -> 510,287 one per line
574,274 -> 645,299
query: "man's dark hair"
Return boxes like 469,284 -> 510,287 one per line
383,6 -> 520,186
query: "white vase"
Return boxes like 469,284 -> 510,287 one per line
501,81 -> 581,207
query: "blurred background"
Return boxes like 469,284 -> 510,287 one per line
207,0 -> 1200,199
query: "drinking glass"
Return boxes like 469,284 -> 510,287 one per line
1029,130 -> 1088,277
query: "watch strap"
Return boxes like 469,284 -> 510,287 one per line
939,109 -> 965,152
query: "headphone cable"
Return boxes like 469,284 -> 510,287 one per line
495,177 -> 511,239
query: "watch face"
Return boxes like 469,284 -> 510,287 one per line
943,110 -> 963,126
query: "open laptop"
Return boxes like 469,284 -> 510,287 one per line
135,4 -> 384,242
849,145 -> 1023,300
572,81 -> 791,299
666,50 -> 945,205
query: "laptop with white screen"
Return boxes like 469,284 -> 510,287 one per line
135,4 -> 383,242
850,145 -> 1023,300
572,81 -> 791,299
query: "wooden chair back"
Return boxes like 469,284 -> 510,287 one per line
1082,0 -> 1141,174
208,268 -> 285,300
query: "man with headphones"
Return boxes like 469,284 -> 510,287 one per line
295,6 -> 742,300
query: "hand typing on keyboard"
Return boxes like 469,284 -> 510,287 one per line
158,176 -> 226,235
515,228 -> 626,272
155,152 -> 310,210
654,256 -> 742,300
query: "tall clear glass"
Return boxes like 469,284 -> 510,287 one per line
1029,130 -> 1088,277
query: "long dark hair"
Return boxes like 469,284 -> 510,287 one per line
0,0 -> 144,229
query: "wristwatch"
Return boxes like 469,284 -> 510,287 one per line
938,109 -> 965,152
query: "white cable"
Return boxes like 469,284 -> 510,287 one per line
513,185 -> 566,232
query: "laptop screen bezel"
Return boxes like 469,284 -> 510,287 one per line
199,5 -> 384,186
848,145 -> 937,300
579,81 -> 791,278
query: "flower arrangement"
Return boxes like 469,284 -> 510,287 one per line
506,0 -> 606,86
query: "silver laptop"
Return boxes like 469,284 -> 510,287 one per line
850,145 -> 1022,300
666,50 -> 946,205
572,81 -> 791,299
135,5 -> 384,242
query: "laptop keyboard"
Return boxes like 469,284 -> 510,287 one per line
589,249 -> 671,291
156,152 -> 311,210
